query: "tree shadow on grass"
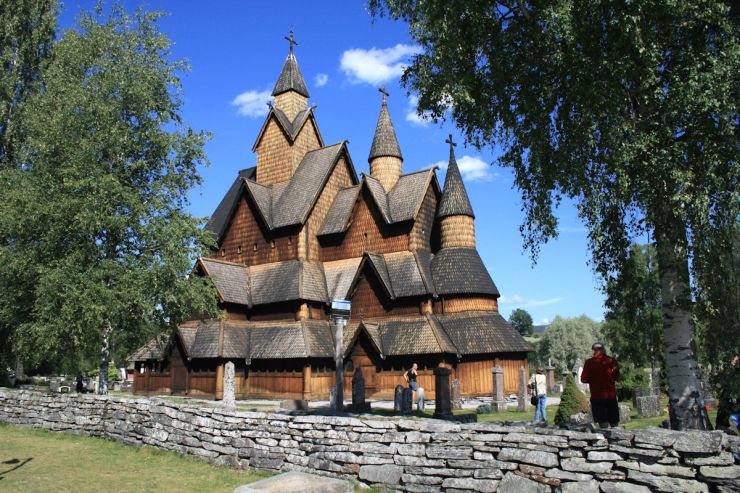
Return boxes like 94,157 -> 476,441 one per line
0,457 -> 33,479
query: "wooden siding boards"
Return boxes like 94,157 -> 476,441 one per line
204,167 -> 256,243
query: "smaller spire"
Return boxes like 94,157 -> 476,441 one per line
272,31 -> 309,98
368,87 -> 402,162
437,134 -> 475,219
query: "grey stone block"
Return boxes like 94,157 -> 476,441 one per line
441,477 -> 501,492
600,481 -> 652,493
358,464 -> 403,485
627,470 -> 709,492
498,447 -> 559,467
497,472 -> 550,492
560,479 -> 599,492
560,458 -> 612,473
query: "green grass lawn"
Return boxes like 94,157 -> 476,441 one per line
0,423 -> 272,493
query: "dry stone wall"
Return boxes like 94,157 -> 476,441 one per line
1,390 -> 738,492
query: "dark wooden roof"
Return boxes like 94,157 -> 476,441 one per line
272,52 -> 309,97
435,312 -> 534,354
431,248 -> 500,296
199,258 -> 250,306
318,169 -> 437,236
437,146 -> 475,219
368,98 -> 402,161
204,167 -> 256,242
126,331 -> 171,362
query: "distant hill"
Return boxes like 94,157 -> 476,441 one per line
533,324 -> 549,334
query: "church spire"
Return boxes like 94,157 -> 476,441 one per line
368,86 -> 403,191
272,31 -> 309,98
438,135 -> 476,248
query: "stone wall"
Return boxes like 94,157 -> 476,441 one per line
1,390 -> 738,492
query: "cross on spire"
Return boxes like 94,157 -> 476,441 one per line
445,134 -> 457,149
379,85 -> 389,104
285,31 -> 298,54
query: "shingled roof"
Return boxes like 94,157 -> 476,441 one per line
198,258 -> 250,306
318,169 -> 437,236
251,106 -> 323,153
431,247 -> 500,296
368,94 -> 402,161
434,312 -> 534,354
127,331 -> 172,362
437,142 -> 475,219
272,51 -> 309,97
205,167 -> 256,241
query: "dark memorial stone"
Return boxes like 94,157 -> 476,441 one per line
451,379 -> 462,410
401,387 -> 413,415
433,367 -> 453,420
633,387 -> 648,407
351,367 -> 371,413
394,385 -> 404,413
636,395 -> 661,418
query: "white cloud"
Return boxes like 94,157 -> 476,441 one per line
314,73 -> 329,87
432,155 -> 498,182
340,44 -> 422,86
499,295 -> 565,308
231,89 -> 272,117
535,318 -> 551,326
406,95 -> 432,127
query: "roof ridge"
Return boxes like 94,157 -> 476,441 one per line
200,257 -> 247,268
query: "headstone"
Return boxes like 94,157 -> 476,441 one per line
552,383 -> 564,393
393,385 -> 404,413
279,400 -> 309,413
650,367 -> 661,396
619,404 -> 631,423
451,379 -> 462,409
491,366 -> 506,412
401,387 -> 413,415
545,366 -> 555,393
636,395 -> 661,418
329,385 -> 337,411
350,367 -> 370,413
517,367 -> 530,412
632,387 -> 648,407
223,361 -> 236,410
433,367 -> 453,419
49,378 -> 60,393
416,387 -> 425,412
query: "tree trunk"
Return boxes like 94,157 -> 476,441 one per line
653,216 -> 711,430
98,320 -> 112,395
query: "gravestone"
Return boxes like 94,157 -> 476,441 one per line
350,367 -> 371,413
49,378 -> 60,393
619,403 -> 631,423
545,366 -> 555,393
633,387 -> 648,407
223,361 -> 236,410
329,385 -> 337,411
393,385 -> 404,413
451,379 -> 462,409
650,367 -> 661,396
416,387 -> 425,412
400,387 -> 413,415
432,367 -> 453,419
491,366 -> 506,412
636,395 -> 661,417
517,367 -> 530,412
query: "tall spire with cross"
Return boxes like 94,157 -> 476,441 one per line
438,134 -> 475,220
272,30 -> 309,99
368,86 -> 403,190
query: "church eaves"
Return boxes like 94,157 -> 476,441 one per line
368,88 -> 402,161
437,135 -> 475,219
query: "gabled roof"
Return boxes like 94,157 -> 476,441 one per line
272,51 -> 309,97
251,106 -> 323,152
437,143 -> 475,219
126,331 -> 172,362
205,167 -> 256,242
384,251 -> 429,298
198,258 -> 250,306
317,169 -> 438,236
323,257 -> 363,300
369,96 -> 402,161
431,247 -> 499,297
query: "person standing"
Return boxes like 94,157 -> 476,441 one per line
75,372 -> 84,393
404,363 -> 418,391
581,342 -> 620,428
529,367 -> 547,423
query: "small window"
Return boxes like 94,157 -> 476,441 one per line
253,243 -> 257,251
237,245 -> 242,254
220,249 -> 225,257
270,240 -> 275,249
288,236 -> 292,244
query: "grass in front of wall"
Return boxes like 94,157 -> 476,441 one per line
0,423 -> 272,493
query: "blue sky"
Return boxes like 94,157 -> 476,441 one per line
59,1 -> 606,326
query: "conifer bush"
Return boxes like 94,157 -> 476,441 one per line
554,374 -> 590,426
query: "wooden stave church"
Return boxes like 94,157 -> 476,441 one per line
130,37 -> 533,400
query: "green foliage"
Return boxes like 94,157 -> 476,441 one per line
615,365 -> 649,402
371,0 -> 737,429
476,404 -> 492,414
0,5 -> 218,371
602,244 -> 663,370
537,315 -> 601,373
509,308 -> 534,336
554,374 -> 589,426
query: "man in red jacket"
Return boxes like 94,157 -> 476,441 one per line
581,342 -> 620,428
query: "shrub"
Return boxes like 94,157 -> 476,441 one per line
555,374 -> 589,426
476,404 -> 492,414
615,365 -> 649,401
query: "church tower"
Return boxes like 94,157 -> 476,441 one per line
254,32 -> 322,185
368,87 -> 403,191
437,135 -> 476,248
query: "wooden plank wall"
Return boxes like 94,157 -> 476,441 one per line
349,270 -> 421,320
434,296 -> 499,314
